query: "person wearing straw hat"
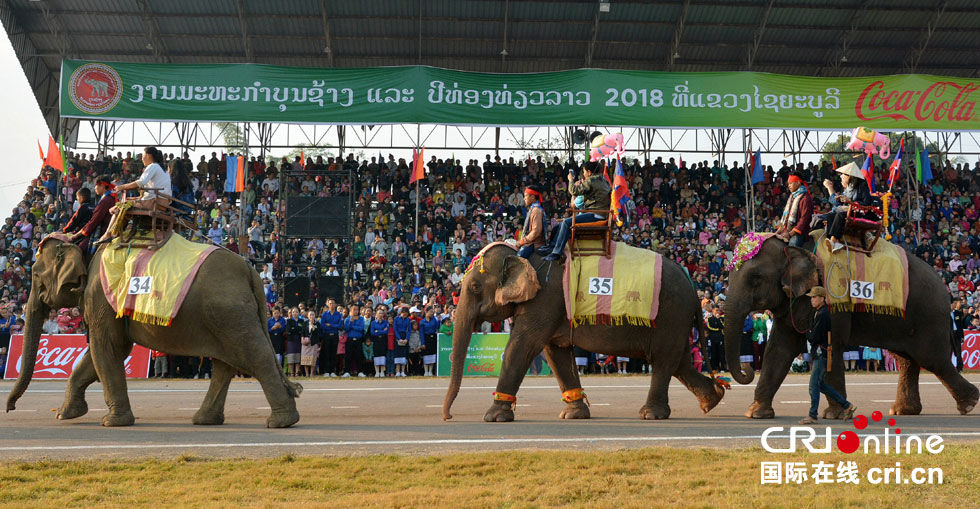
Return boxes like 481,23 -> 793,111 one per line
821,162 -> 874,253
800,285 -> 857,424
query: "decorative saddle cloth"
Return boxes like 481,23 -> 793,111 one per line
813,229 -> 909,317
100,234 -> 219,326
563,240 -> 662,327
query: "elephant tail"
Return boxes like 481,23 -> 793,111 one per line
695,307 -> 708,357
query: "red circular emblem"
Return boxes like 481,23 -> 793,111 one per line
68,63 -> 123,115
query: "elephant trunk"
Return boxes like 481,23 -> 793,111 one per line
6,294 -> 48,411
442,307 -> 476,421
724,300 -> 755,385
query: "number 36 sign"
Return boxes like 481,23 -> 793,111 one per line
849,280 -> 875,300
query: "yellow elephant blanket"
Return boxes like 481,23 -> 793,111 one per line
100,234 -> 219,326
814,230 -> 909,317
563,240 -> 662,328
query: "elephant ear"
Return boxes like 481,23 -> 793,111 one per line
494,255 -> 541,306
780,246 -> 819,299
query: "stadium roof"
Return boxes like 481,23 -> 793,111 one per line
3,0 -> 979,136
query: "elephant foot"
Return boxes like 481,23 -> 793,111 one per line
699,384 -> 725,414
101,410 -> 136,427
559,400 -> 590,419
955,387 -> 978,415
266,409 -> 300,428
745,401 -> 775,419
192,409 -> 225,426
639,404 -> 670,420
57,399 -> 88,420
483,402 -> 515,422
821,404 -> 847,420
889,401 -> 922,416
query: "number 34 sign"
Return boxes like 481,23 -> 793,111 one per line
127,276 -> 153,295
588,277 -> 613,296
849,280 -> 875,300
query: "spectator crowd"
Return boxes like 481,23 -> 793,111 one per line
1,146 -> 978,378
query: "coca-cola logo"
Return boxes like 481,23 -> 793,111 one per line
855,80 -> 977,123
963,331 -> 980,370
4,335 -> 148,380
466,362 -> 496,373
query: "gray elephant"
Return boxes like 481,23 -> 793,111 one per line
442,245 -> 724,422
724,236 -> 978,419
6,236 -> 302,427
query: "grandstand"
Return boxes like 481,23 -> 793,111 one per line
1,1 -> 978,378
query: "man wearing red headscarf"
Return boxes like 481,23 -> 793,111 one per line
516,184 -> 546,258
775,171 -> 813,247
68,174 -> 117,252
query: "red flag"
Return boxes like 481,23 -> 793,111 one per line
602,160 -> 611,185
300,150 -> 306,169
37,140 -> 45,163
44,135 -> 63,171
410,147 -> 425,184
831,157 -> 837,170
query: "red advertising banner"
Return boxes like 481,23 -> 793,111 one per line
964,330 -> 980,371
3,334 -> 151,380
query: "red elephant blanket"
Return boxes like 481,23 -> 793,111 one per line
100,234 -> 219,326
563,240 -> 663,328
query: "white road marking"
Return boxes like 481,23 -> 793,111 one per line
177,408 -> 198,411
872,400 -> 895,403
591,403 -> 611,406
330,406 -> 359,409
779,401 -> 810,404
4,432 -> 980,452
256,407 -> 271,410
9,409 -> 36,412
12,380 -> 964,394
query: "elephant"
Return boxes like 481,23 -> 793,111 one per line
442,244 -> 724,422
846,126 -> 891,159
723,236 -> 978,419
5,235 -> 302,427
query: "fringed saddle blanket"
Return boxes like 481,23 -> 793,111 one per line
814,230 -> 909,318
100,234 -> 218,326
563,240 -> 662,328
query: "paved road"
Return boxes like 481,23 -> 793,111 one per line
1,373 -> 978,460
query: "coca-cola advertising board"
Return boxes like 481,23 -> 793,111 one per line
3,334 -> 151,380
964,330 -> 980,371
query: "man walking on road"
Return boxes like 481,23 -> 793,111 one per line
800,286 -> 857,424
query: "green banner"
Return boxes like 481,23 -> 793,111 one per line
437,333 -> 551,377
60,59 -> 979,130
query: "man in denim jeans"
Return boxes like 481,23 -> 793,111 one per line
543,161 -> 611,261
800,286 -> 857,424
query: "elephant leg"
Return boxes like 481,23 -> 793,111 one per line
674,360 -> 724,414
88,322 -> 136,427
916,346 -> 979,416
541,344 -> 589,420
484,325 -> 545,423
641,344 -> 683,420
249,353 -> 301,428
821,314 -> 851,419
890,354 -> 922,415
746,331 -> 802,419
193,359 -> 234,425
57,350 -> 98,420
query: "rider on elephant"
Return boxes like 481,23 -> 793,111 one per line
516,184 -> 546,259
821,162 -> 874,253
67,175 -> 117,252
543,161 -> 611,261
774,170 -> 812,248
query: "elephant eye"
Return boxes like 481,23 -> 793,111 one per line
469,281 -> 481,293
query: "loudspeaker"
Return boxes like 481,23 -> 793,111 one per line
283,276 -> 310,308
316,276 -> 344,307
285,196 -> 350,237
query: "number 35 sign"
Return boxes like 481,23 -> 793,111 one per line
588,277 -> 613,296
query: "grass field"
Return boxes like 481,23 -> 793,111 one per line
1,445 -> 977,508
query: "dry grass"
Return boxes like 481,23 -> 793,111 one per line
1,445 -> 977,508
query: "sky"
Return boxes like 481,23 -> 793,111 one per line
0,26 -> 55,216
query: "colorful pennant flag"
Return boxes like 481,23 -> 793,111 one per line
860,156 -> 875,194
410,147 -> 425,185
225,154 -> 246,193
611,158 -> 632,227
751,149 -> 764,185
887,138 -> 904,191
916,146 -> 933,184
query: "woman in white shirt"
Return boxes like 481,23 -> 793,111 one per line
114,146 -> 172,210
